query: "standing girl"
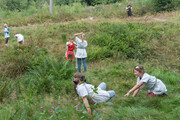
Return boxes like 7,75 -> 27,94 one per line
66,37 -> 76,61
74,32 -> 88,72
4,24 -> 10,46
124,66 -> 167,97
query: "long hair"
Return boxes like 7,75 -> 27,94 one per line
134,65 -> 145,74
73,72 -> 85,95
81,34 -> 86,43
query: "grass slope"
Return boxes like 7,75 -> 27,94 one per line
0,5 -> 179,120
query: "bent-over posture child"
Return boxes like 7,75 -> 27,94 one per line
66,37 -> 76,60
73,72 -> 115,114
124,66 -> 167,97
15,33 -> 24,45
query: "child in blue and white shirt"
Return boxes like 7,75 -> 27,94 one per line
4,24 -> 10,46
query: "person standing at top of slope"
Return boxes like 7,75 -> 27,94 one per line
124,65 -> 167,97
74,32 -> 88,72
126,2 -> 133,17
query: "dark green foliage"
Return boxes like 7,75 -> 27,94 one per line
80,0 -> 122,6
88,23 -> 155,61
0,44 -> 47,78
0,0 -> 44,11
152,0 -> 175,12
87,46 -> 113,61
54,0 -> 75,6
19,57 -> 75,95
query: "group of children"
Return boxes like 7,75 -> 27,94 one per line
66,32 -> 168,114
3,24 -> 24,46
4,24 -> 168,114
73,66 -> 167,114
66,32 -> 88,73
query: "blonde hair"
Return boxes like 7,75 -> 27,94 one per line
81,34 -> 86,43
134,65 -> 145,73
4,24 -> 7,27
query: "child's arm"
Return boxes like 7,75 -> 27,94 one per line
82,97 -> 91,114
66,42 -> 71,46
124,81 -> 144,97
73,42 -> 77,46
73,32 -> 83,39
132,88 -> 140,97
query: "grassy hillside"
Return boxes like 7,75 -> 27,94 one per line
0,1 -> 180,120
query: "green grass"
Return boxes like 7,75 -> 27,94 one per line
0,1 -> 180,120
0,61 -> 180,120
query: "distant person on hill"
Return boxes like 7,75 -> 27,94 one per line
124,66 -> 167,97
126,2 -> 133,17
74,32 -> 88,72
15,33 -> 24,45
66,36 -> 77,61
73,72 -> 115,114
4,24 -> 10,46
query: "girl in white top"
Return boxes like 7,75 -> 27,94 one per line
124,66 -> 167,97
15,33 -> 24,45
73,72 -> 115,114
74,32 -> 88,72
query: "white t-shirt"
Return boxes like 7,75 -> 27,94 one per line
75,37 -> 87,58
137,73 -> 167,95
76,83 -> 110,103
15,34 -> 24,42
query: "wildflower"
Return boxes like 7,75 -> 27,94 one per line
76,107 -> 79,110
52,106 -> 55,109
40,106 -> 43,109
100,118 -> 102,120
50,109 -> 53,112
58,102 -> 61,105
74,98 -> 78,101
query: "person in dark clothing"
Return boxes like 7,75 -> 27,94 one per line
126,2 -> 132,17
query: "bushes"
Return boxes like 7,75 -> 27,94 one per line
87,46 -> 113,61
152,0 -> 176,12
19,57 -> 75,96
88,23 -> 154,61
0,44 -> 47,78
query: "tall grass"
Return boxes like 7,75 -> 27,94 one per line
0,1 -> 179,119
1,0 -> 179,26
0,60 -> 179,120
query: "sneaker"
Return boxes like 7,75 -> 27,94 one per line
162,93 -> 168,96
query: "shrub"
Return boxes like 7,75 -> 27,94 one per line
152,0 -> 175,12
87,46 -> 113,61
19,57 -> 75,96
0,44 -> 47,78
88,23 -> 154,61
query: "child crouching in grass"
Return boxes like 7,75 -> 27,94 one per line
73,72 -> 115,114
124,65 -> 167,97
